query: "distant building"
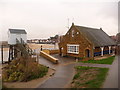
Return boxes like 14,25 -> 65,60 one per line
27,40 -> 32,43
59,23 -> 116,60
50,35 -> 60,44
27,35 -> 60,44
8,29 -> 27,45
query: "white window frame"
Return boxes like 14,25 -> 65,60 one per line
67,44 -> 79,54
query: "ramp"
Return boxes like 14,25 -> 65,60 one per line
40,51 -> 58,64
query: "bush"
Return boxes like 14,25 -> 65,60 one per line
2,57 -> 48,82
73,73 -> 80,80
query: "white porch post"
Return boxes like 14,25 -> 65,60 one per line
108,46 -> 111,54
61,47 -> 64,56
112,46 -> 116,55
100,47 -> 104,56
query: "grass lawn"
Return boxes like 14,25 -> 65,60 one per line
71,66 -> 109,88
81,56 -> 115,64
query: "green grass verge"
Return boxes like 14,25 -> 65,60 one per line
71,66 -> 109,88
81,56 -> 115,64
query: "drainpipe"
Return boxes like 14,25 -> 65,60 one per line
100,47 -> 104,56
108,46 -> 111,54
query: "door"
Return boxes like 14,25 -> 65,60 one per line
85,49 -> 90,57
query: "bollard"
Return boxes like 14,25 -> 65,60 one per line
76,58 -> 78,62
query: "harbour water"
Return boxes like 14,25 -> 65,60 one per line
0,47 -> 54,63
0,43 -> 58,63
0,50 -> 9,63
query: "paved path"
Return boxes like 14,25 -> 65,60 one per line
103,56 -> 118,88
38,63 -> 75,88
39,54 -> 111,68
75,62 -> 111,68
37,54 -> 114,88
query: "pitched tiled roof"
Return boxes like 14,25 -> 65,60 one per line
75,25 -> 116,47
9,29 -> 27,34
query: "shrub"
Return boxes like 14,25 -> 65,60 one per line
73,73 -> 80,80
2,57 -> 48,82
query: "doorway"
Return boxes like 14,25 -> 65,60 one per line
85,49 -> 90,57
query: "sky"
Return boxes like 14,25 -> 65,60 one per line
0,0 -> 119,41
118,1 -> 120,33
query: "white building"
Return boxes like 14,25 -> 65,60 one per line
8,29 -> 27,45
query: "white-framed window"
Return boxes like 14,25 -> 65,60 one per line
67,44 -> 79,54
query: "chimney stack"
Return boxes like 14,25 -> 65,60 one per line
72,22 -> 74,26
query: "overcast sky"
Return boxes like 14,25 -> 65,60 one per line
0,0 -> 119,41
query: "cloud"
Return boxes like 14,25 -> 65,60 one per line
0,0 -> 118,41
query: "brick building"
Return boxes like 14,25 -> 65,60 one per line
59,23 -> 116,60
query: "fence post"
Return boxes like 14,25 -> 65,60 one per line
41,45 -> 43,51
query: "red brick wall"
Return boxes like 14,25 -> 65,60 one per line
59,25 -> 94,59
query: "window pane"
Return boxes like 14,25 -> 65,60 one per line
67,44 -> 79,54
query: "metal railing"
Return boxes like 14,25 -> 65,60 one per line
16,38 -> 33,57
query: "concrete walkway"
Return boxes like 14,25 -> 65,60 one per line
38,63 -> 75,88
39,54 -> 111,69
102,56 -> 118,88
37,54 -> 115,88
75,62 -> 111,68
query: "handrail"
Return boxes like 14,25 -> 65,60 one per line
16,38 -> 33,57
16,38 -> 20,44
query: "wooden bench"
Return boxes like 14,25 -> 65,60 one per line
49,50 -> 59,54
40,51 -> 58,64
